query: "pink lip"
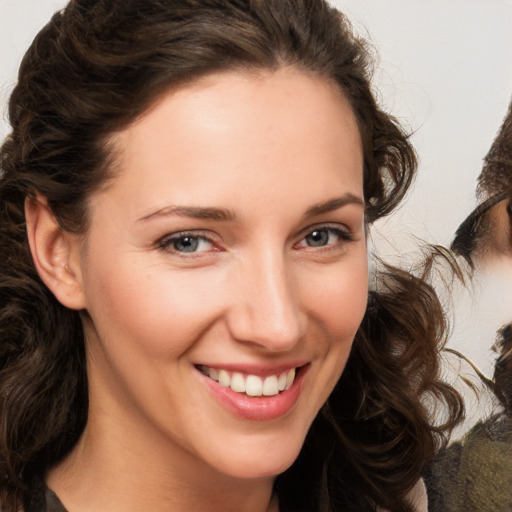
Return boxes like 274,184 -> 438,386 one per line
197,364 -> 309,421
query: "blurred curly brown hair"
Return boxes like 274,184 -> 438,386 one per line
494,324 -> 512,414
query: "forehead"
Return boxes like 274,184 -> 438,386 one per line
119,67 -> 358,149
96,68 -> 364,221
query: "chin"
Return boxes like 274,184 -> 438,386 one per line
222,455 -> 299,480
210,432 -> 307,480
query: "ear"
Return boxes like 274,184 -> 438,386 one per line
25,193 -> 87,310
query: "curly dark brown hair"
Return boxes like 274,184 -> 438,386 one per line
0,1 -> 463,511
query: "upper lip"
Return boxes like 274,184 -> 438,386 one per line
194,361 -> 309,377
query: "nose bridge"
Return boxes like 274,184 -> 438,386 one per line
229,246 -> 305,351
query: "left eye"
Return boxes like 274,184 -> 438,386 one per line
297,227 -> 351,248
159,234 -> 214,253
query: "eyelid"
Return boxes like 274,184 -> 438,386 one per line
294,223 -> 354,250
154,223 -> 356,256
156,230 -> 220,254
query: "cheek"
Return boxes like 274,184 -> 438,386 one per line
305,255 -> 369,342
298,255 -> 368,415
81,252 -> 224,359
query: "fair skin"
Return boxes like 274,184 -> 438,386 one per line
26,68 -> 368,512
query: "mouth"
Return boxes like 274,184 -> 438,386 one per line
195,363 -> 309,421
196,365 -> 297,397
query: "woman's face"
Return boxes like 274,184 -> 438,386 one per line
75,68 -> 368,480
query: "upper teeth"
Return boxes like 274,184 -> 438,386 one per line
203,367 -> 296,396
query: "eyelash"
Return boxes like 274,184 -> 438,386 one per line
157,231 -> 216,256
156,225 -> 354,256
295,226 -> 354,250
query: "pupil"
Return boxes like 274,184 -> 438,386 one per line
174,237 -> 199,252
307,230 -> 328,246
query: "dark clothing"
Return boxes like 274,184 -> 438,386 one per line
24,487 -> 68,512
426,413 -> 512,512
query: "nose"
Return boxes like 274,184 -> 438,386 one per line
226,250 -> 307,352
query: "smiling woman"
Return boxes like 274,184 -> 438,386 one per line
0,1 -> 462,512
47,69 -> 369,484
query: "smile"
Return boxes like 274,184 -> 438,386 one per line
196,363 -> 309,421
198,366 -> 296,397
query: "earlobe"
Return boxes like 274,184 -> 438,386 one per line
25,193 -> 87,310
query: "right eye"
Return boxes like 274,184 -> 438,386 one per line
294,225 -> 353,251
158,232 -> 215,254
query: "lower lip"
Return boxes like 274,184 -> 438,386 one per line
199,366 -> 308,421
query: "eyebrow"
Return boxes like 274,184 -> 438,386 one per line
303,194 -> 365,218
138,193 -> 364,223
138,205 -> 236,223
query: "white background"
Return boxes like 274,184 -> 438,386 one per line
2,0 -> 512,423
